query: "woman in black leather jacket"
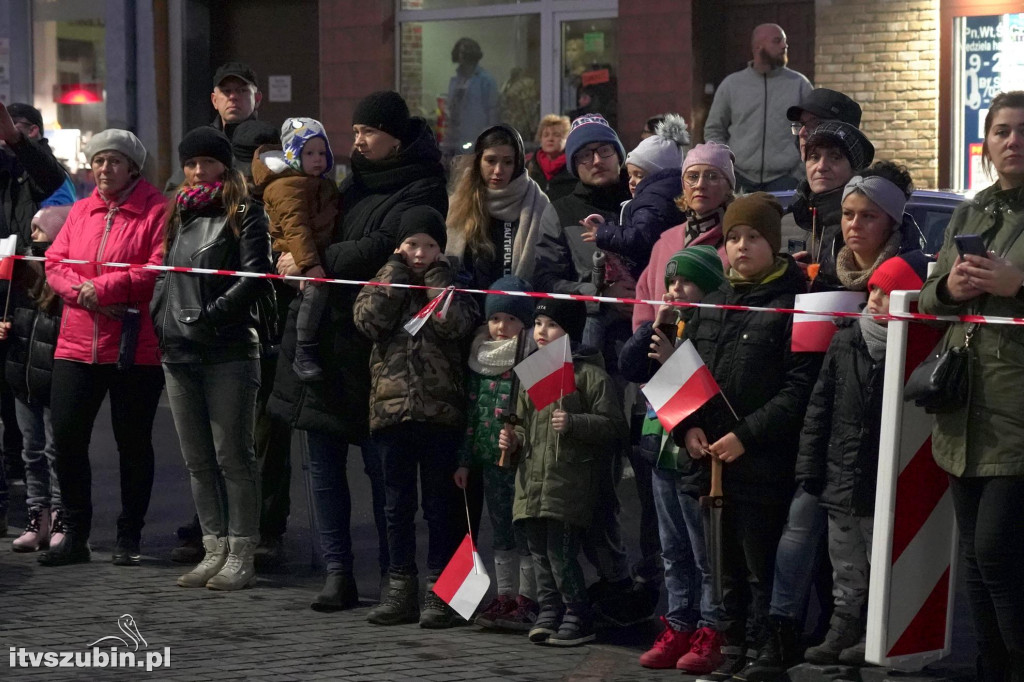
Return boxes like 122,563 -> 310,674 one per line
150,127 -> 273,592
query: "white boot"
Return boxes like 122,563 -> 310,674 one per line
177,536 -> 227,588
206,536 -> 258,591
12,507 -> 50,552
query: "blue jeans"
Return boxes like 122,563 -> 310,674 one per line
653,472 -> 721,631
305,430 -> 388,576
769,487 -> 828,621
163,360 -> 261,538
373,421 -> 461,578
15,398 -> 60,511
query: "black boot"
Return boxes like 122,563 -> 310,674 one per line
736,616 -> 802,682
367,573 -> 419,625
38,533 -> 91,566
804,613 -> 862,665
171,516 -> 204,564
292,344 -> 324,383
310,572 -> 359,612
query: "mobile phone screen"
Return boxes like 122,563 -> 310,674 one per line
954,234 -> 987,259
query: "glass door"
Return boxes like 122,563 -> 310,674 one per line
553,12 -> 617,127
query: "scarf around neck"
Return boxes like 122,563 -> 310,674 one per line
176,182 -> 224,213
858,316 -> 888,361
468,330 -> 519,376
685,206 -> 725,244
727,255 -> 789,288
835,230 -> 901,291
535,150 -> 566,180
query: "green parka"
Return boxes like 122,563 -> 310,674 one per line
512,347 -> 628,529
918,183 -> 1024,477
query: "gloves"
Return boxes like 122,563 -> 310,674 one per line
423,259 -> 453,288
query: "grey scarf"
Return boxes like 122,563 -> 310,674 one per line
858,316 -> 888,362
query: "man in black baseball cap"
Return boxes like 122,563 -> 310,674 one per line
211,61 -> 262,132
787,88 -> 862,158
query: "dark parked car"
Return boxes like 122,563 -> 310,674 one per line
775,188 -> 967,256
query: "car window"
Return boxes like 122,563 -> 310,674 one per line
914,209 -> 953,254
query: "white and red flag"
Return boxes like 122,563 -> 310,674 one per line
792,291 -> 866,353
433,534 -> 491,621
403,287 -> 454,337
642,339 -> 722,432
514,333 -> 576,411
0,235 -> 17,281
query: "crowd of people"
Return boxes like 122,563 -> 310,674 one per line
0,21 -> 1022,682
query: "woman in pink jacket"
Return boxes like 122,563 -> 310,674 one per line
38,130 -> 167,567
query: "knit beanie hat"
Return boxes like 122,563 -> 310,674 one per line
665,245 -> 727,295
352,90 -> 410,141
805,121 -> 875,171
8,103 -> 44,133
534,298 -> 587,344
232,120 -> 278,166
564,114 -> 626,178
484,275 -> 535,326
625,114 -> 690,175
86,129 -> 147,170
867,250 -> 932,295
395,205 -> 448,252
178,127 -> 233,169
281,117 -> 334,175
682,142 -> 736,189
722,191 -> 784,253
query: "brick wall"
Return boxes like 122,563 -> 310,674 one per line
319,0 -> 397,161
617,0 -> 694,152
814,0 -> 939,188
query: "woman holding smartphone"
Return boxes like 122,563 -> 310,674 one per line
919,90 -> 1024,682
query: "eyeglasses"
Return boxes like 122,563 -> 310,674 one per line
791,118 -> 821,136
573,144 -> 617,168
683,170 -> 726,187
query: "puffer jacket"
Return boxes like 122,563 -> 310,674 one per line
676,256 -> 823,505
352,257 -> 477,433
458,327 -> 519,468
512,346 -> 628,528
918,183 -> 1024,478
794,320 -> 884,516
46,179 -> 166,365
4,299 -> 61,407
527,152 -> 575,203
595,167 -> 687,279
252,144 -> 338,273
268,116 -> 448,441
150,199 -> 273,364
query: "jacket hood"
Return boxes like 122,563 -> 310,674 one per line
250,143 -> 296,188
571,343 -> 605,369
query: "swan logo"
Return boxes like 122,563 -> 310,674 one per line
9,614 -> 171,671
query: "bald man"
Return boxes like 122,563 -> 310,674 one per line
704,23 -> 812,193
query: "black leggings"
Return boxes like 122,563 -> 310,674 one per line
949,475 -> 1024,682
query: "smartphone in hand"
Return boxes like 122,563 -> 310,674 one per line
954,234 -> 988,259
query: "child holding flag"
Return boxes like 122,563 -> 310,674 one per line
353,206 -> 478,630
453,275 -> 539,631
500,298 -> 628,647
618,245 -> 730,672
676,193 -> 822,679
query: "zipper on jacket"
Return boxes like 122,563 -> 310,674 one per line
761,74 -> 767,185
160,220 -> 185,347
92,215 -> 116,364
190,236 -> 227,262
25,313 -> 39,404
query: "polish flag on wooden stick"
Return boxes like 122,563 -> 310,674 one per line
792,291 -> 866,352
642,339 -> 721,432
403,287 -> 454,337
433,534 -> 491,621
514,333 -> 576,411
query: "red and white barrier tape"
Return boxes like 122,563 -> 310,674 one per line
16,253 -> 1024,327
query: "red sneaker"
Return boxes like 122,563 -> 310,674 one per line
639,616 -> 693,669
677,626 -> 725,673
475,594 -> 516,628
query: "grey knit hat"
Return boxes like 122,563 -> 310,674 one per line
85,129 -> 147,170
625,114 -> 690,175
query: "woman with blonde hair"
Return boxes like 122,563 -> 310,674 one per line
527,114 -> 574,202
446,124 -> 551,289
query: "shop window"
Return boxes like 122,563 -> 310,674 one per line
400,15 -> 541,159
560,18 -> 618,130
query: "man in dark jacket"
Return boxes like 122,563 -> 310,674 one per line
0,101 -> 66,486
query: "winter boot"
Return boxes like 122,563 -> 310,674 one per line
310,571 -> 359,611
170,516 -> 204,564
48,508 -> 66,548
804,614 -> 862,665
736,616 -> 802,681
838,636 -> 866,666
677,626 -> 725,674
37,532 -> 90,566
177,536 -> 227,587
206,535 -> 258,590
367,573 -> 419,625
420,578 -> 457,629
639,616 -> 693,668
292,344 -> 324,383
12,506 -> 50,552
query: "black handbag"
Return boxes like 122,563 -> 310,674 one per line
904,327 -> 974,414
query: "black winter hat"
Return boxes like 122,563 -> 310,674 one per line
353,91 -> 410,141
805,121 -> 874,171
231,120 -> 279,165
485,276 -> 535,326
395,205 -> 448,252
534,298 -> 587,344
178,127 -> 233,169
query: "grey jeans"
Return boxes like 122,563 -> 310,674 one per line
826,512 -> 874,618
164,360 -> 261,538
15,398 -> 60,511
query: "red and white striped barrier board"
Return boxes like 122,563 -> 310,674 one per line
867,290 -> 958,671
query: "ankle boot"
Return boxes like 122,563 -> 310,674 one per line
367,573 -> 419,625
13,506 -> 50,552
420,578 -> 456,629
310,571 -> 359,612
292,344 -> 324,382
37,532 -> 90,566
804,614 -> 862,665
177,536 -> 227,588
206,536 -> 258,591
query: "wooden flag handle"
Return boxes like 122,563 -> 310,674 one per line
709,455 -> 723,497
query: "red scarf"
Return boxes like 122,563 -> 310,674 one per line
534,151 -> 566,181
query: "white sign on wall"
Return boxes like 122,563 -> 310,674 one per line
268,75 -> 292,103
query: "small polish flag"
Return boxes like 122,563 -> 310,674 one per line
792,291 -> 866,352
642,339 -> 721,432
433,534 -> 491,621
0,235 -> 17,281
403,288 -> 453,337
514,333 -> 576,411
